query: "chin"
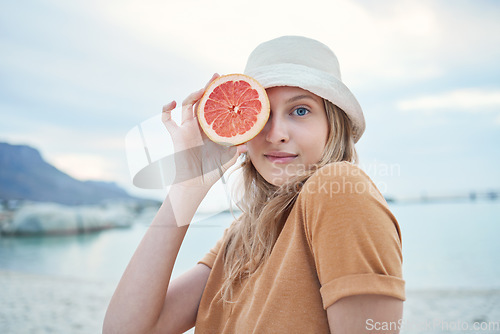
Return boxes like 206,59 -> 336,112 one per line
264,173 -> 293,187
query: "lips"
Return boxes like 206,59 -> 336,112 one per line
264,151 -> 298,164
265,151 -> 297,158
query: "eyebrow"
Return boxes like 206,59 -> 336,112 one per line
285,94 -> 320,104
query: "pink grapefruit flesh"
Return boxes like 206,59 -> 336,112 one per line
197,74 -> 270,146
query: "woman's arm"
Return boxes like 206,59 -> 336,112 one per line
103,185 -> 210,334
153,263 -> 211,333
327,295 -> 403,334
104,74 -> 244,333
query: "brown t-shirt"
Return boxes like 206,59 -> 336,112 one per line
195,162 -> 405,333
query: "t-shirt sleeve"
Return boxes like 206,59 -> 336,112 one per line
299,162 -> 405,309
198,236 -> 224,269
197,225 -> 234,269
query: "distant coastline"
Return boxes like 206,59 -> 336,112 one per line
384,190 -> 500,204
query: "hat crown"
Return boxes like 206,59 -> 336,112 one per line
243,35 -> 365,143
244,36 -> 342,81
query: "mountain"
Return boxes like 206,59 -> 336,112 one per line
0,142 -> 139,205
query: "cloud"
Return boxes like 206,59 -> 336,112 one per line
40,0 -> 498,95
46,0 -> 448,87
52,154 -> 119,181
396,89 -> 500,112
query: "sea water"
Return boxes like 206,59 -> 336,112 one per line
0,200 -> 499,290
393,200 -> 500,290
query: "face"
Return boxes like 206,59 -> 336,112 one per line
247,86 -> 329,186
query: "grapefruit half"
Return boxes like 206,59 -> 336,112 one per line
197,74 -> 270,146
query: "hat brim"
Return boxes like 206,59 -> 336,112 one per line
245,63 -> 365,143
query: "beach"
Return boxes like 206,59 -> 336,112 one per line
0,270 -> 115,334
1,270 -> 499,334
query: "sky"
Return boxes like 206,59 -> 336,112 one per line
1,0 -> 500,210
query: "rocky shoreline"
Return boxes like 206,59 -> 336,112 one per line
0,200 -> 160,236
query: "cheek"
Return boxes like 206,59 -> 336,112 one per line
245,136 -> 264,164
318,120 -> 329,145
303,124 -> 329,161
245,139 -> 258,158
246,128 -> 268,152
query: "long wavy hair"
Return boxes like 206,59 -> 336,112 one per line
221,99 -> 358,303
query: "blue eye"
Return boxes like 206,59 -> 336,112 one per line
292,107 -> 309,116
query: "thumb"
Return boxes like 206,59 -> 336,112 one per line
220,145 -> 241,173
236,143 -> 248,155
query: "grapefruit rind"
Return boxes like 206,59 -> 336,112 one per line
197,74 -> 270,146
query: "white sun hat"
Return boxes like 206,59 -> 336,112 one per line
244,35 -> 365,143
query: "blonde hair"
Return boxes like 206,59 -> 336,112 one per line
221,100 -> 358,303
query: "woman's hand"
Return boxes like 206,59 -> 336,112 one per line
162,74 -> 247,189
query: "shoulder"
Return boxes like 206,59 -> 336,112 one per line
307,161 -> 366,182
299,161 -> 385,204
295,161 -> 402,250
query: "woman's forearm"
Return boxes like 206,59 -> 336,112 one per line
103,184 -> 210,334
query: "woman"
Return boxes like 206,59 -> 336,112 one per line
104,36 -> 405,334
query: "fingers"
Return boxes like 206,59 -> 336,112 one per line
204,73 -> 219,89
191,73 -> 221,123
181,88 -> 204,123
181,73 -> 220,123
162,100 -> 178,133
221,144 -> 247,174
172,73 -> 220,124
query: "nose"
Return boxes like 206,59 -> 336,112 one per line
264,113 -> 289,143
